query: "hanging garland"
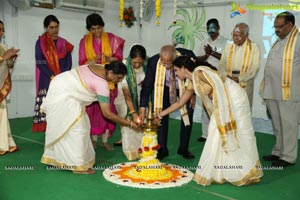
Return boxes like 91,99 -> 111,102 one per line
140,0 -> 143,20
120,0 -> 124,27
123,6 -> 136,28
155,0 -> 160,25
120,0 -> 161,26
174,0 -> 177,17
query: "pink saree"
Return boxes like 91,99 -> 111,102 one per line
79,32 -> 125,135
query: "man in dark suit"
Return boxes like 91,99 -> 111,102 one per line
139,45 -> 196,160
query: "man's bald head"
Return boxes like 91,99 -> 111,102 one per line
160,45 -> 176,69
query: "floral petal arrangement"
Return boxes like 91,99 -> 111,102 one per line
123,6 -> 136,28
103,162 -> 194,189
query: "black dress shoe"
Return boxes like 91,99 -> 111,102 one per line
272,159 -> 295,168
197,137 -> 206,142
157,151 -> 169,160
113,142 -> 122,147
177,149 -> 195,159
262,155 -> 280,161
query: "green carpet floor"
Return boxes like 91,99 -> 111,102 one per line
1,117 -> 299,200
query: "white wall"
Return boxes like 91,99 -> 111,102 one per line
1,0 -> 299,122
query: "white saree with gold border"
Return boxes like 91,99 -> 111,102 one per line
192,66 -> 263,186
40,68 -> 98,171
0,44 -> 17,154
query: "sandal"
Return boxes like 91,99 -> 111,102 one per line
113,141 -> 122,147
9,146 -> 19,153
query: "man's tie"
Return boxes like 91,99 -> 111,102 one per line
169,67 -> 177,104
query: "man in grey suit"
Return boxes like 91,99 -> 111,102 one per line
261,11 -> 300,167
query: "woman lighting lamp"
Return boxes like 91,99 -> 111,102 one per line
114,44 -> 147,160
153,56 -> 263,186
40,61 -> 139,174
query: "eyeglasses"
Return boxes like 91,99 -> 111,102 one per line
231,31 -> 246,37
160,61 -> 173,67
273,23 -> 287,30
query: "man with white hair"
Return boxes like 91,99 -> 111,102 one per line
139,45 -> 197,160
219,23 -> 260,109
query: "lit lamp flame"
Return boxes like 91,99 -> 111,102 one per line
136,117 -> 141,124
142,101 -> 160,133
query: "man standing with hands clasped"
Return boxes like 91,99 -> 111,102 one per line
219,22 -> 260,110
261,11 -> 300,168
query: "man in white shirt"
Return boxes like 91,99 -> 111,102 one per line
196,18 -> 228,142
219,23 -> 260,109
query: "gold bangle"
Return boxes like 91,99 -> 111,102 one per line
0,56 -> 3,62
129,110 -> 136,115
